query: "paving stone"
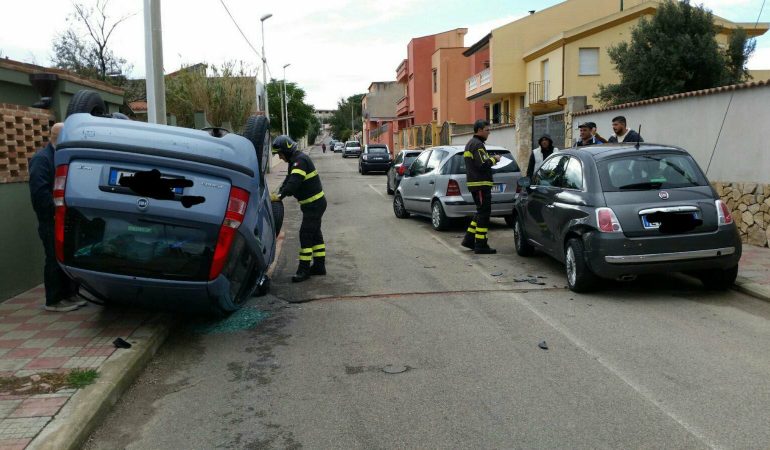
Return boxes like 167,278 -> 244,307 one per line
53,337 -> 91,348
44,321 -> 80,331
76,347 -> 115,358
25,315 -> 59,325
0,342 -> 23,350
0,437 -> 31,450
64,328 -> 101,338
23,357 -> 69,370
0,331 -> 37,341
0,325 -> 19,333
17,339 -> 58,349
0,400 -> 22,420
62,356 -> 107,369
8,309 -> 37,318
3,348 -> 44,359
0,417 -> 48,439
39,347 -> 80,358
0,360 -> 30,372
30,330 -> 68,339
8,396 -> 68,418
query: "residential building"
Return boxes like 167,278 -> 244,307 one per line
362,82 -> 401,151
464,0 -> 769,133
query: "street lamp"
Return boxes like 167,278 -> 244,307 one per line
282,63 -> 291,136
259,14 -> 272,121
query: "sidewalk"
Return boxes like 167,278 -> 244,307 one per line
736,244 -> 770,302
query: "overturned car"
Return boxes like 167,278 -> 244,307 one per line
54,91 -> 282,314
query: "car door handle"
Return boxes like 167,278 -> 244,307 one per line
428,181 -> 435,185
415,183 -> 420,186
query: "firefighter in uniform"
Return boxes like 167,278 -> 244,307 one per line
461,120 -> 500,254
271,135 -> 327,282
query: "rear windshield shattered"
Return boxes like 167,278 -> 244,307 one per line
598,153 -> 708,191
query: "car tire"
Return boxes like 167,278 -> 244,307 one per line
361,164 -> 368,175
699,265 -> 738,290
513,215 -> 535,257
66,90 -> 107,118
504,215 -> 514,227
431,200 -> 450,231
393,193 -> 410,218
271,200 -> 284,236
565,238 -> 599,292
386,177 -> 395,195
242,115 -> 270,175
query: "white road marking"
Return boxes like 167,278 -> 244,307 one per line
367,184 -> 386,198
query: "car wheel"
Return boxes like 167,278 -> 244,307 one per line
271,200 -> 284,236
361,165 -> 368,175
358,163 -> 362,174
504,215 -> 514,227
66,90 -> 106,118
393,193 -> 410,218
699,265 -> 738,290
241,115 -> 270,175
565,238 -> 599,292
431,200 -> 449,231
386,177 -> 395,195
513,215 -> 535,257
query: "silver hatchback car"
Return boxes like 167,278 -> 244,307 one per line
393,145 -> 521,230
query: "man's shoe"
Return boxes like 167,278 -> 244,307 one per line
292,271 -> 312,283
44,302 -> 79,312
309,264 -> 326,276
474,246 -> 497,255
62,296 -> 87,307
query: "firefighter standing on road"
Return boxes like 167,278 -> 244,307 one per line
271,135 -> 327,282
461,120 -> 500,254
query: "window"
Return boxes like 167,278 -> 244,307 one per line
394,153 -> 404,164
409,151 -> 431,176
597,153 -> 707,191
579,48 -> 599,75
433,109 -> 438,121
426,149 -> 447,172
534,155 -> 567,187
432,69 -> 438,93
560,157 -> 583,190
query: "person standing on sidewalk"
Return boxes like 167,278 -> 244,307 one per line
271,135 -> 327,282
607,116 -> 644,143
28,123 -> 86,312
527,134 -> 559,178
461,120 -> 500,254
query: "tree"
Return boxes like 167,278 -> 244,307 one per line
266,80 -> 316,141
165,62 -> 257,130
51,0 -> 134,84
328,93 -> 365,142
596,0 -> 755,106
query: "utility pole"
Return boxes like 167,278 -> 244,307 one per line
283,63 -> 291,137
143,0 -> 166,124
260,14 -> 272,120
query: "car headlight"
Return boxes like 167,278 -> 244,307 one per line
362,155 -> 368,161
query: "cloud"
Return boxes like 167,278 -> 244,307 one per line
748,46 -> 770,69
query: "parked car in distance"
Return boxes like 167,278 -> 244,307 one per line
333,141 -> 344,152
386,149 -> 422,195
512,144 -> 741,293
359,144 -> 391,174
328,139 -> 338,152
54,92 -> 281,315
342,140 -> 362,158
393,145 -> 520,231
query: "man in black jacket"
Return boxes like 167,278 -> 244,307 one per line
461,120 -> 500,254
607,116 -> 644,143
575,122 -> 603,146
29,123 -> 85,312
272,135 -> 327,282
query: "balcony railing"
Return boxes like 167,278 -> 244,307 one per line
396,59 -> 408,81
465,68 -> 492,98
528,80 -> 551,104
396,96 -> 409,116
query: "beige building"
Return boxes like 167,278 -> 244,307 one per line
362,81 -> 402,149
464,0 -> 769,127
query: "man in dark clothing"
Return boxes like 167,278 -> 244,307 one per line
527,134 -> 558,178
588,122 -> 608,143
272,135 -> 327,282
28,123 -> 85,312
607,116 -> 644,143
461,120 -> 500,254
575,122 -> 603,146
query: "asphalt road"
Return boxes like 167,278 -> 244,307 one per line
85,141 -> 770,450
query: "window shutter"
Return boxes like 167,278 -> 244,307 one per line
579,48 -> 599,75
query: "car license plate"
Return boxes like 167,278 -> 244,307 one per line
642,212 -> 697,229
109,168 -> 184,195
491,183 -> 505,193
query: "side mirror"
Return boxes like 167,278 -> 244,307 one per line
517,177 -> 531,188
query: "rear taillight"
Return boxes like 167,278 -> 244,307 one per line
446,179 -> 461,196
716,200 -> 733,225
54,165 -> 68,262
397,165 -> 406,176
209,187 -> 250,280
596,207 -> 622,233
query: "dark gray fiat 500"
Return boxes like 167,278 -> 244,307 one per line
512,144 -> 741,292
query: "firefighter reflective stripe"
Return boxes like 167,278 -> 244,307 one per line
475,226 -> 489,240
304,170 -> 318,180
298,191 -> 325,205
467,220 -> 477,234
467,181 -> 494,187
312,243 -> 326,257
291,168 -> 307,177
463,151 -> 473,158
299,248 -> 313,261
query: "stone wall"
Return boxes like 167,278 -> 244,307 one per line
713,182 -> 770,247
0,104 -> 52,183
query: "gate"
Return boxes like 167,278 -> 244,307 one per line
532,111 -> 565,149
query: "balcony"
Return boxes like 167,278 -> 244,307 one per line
396,96 -> 409,116
465,68 -> 492,99
528,80 -> 551,105
396,59 -> 408,82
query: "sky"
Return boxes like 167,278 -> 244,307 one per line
1,0 -> 769,110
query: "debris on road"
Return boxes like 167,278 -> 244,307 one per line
538,341 -> 549,350
382,365 -> 409,374
113,337 -> 132,349
491,272 -> 503,277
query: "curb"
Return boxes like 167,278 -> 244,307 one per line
27,314 -> 175,450
734,276 -> 770,303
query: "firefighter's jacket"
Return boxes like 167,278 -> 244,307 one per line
463,135 -> 494,192
279,151 -> 325,210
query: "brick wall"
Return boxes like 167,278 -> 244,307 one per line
0,104 -> 53,184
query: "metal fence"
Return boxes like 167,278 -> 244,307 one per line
533,111 -> 565,149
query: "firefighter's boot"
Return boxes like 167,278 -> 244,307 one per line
309,257 -> 326,276
292,261 -> 311,283
461,221 -> 477,250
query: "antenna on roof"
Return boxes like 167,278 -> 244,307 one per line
528,10 -> 535,14
635,125 -> 642,150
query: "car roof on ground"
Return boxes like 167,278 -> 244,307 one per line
560,143 -> 688,161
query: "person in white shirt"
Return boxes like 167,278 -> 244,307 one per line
527,134 -> 559,178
